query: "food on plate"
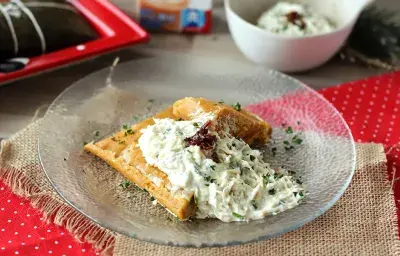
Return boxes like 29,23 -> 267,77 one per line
257,2 -> 335,37
84,98 -> 305,222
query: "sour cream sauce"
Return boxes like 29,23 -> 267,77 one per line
138,117 -> 304,222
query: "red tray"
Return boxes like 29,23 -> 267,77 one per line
0,0 -> 150,85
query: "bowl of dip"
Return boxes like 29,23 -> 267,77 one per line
225,0 -> 374,72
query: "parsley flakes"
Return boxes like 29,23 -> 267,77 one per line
120,180 -> 131,189
232,212 -> 244,219
232,102 -> 241,111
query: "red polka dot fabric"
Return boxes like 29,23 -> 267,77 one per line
0,71 -> 399,255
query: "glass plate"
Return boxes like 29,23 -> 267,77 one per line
38,54 -> 356,247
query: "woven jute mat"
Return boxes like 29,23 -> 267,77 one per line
0,120 -> 398,255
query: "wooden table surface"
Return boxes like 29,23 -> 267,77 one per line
0,1 -> 398,140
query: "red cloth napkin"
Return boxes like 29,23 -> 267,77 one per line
0,71 -> 399,255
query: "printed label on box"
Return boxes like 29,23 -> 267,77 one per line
137,0 -> 212,33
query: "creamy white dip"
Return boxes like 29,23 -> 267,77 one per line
138,118 -> 304,222
257,2 -> 335,37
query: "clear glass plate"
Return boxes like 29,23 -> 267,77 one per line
38,54 -> 356,247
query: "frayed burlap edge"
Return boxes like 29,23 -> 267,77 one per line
0,138 -> 116,255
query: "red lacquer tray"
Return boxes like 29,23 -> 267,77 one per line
0,0 -> 149,85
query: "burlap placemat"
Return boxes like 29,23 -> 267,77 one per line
0,120 -> 398,255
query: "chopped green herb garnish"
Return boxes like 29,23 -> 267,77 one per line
148,99 -> 154,103
232,212 -> 244,219
94,131 -> 100,136
111,137 -> 117,142
283,140 -> 290,145
118,140 -> 125,145
120,180 -> 131,189
194,196 -> 199,205
271,147 -> 277,156
122,124 -> 129,130
150,196 -> 155,201
286,126 -> 294,134
293,192 -> 298,196
251,200 -> 258,209
269,189 -> 276,195
288,170 -> 296,175
292,138 -> 303,144
204,176 -> 211,182
210,179 -> 217,184
193,122 -> 199,128
124,129 -> 135,136
249,155 -> 255,161
297,121 -> 301,125
218,99 -> 225,104
263,174 -> 270,183
177,118 -> 184,121
299,191 -> 304,197
83,141 -> 88,146
296,179 -> 303,185
210,165 -> 216,170
232,102 -> 241,111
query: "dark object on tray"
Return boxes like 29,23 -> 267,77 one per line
0,0 -> 98,61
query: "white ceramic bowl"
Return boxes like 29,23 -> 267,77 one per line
225,0 -> 373,72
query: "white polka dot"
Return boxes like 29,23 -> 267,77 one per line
341,106 -> 346,110
21,242 -> 25,245
0,187 -> 3,190
76,44 -> 86,51
60,232 -> 64,235
15,251 -> 19,255
385,89 -> 390,94
334,90 -> 339,95
372,94 -> 376,98
349,121 -> 354,125
1,229 -> 5,232
357,98 -> 362,102
357,139 -> 362,142
14,232 -> 18,235
369,101 -> 374,106
393,115 -> 396,119
34,226 -> 37,229
82,249 -> 86,252
360,131 -> 364,135
376,124 -> 380,128
20,223 -> 24,226
40,237 -> 44,240
1,247 -> 4,250
367,109 -> 372,113
345,95 -> 350,99
39,218 -> 43,220
384,97 -> 389,101
355,104 -> 360,109
395,108 -> 398,112
19,202 -> 23,205
47,229 -> 51,233
8,240 -> 12,243
373,134 -> 377,138
26,214 -> 30,217
353,110 -> 358,115
390,121 -> 394,125
54,241 -> 58,244
348,87 -> 353,91
343,100 -> 348,105
366,114 -> 370,118
362,83 -> 367,88
28,235 -> 31,238
382,105 -> 386,109
48,250 -> 52,254
331,97 -> 336,101
387,133 -> 392,137
68,245 -> 72,249
389,127 -> 393,131
13,211 -> 17,214
1,208 -> 4,211
378,118 -> 382,123
379,112 -> 384,116
360,90 -> 365,95
7,199 -> 11,203
35,246 -> 39,250
8,220 -> 11,223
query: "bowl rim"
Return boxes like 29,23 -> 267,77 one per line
38,55 -> 357,247
224,0 -> 358,40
